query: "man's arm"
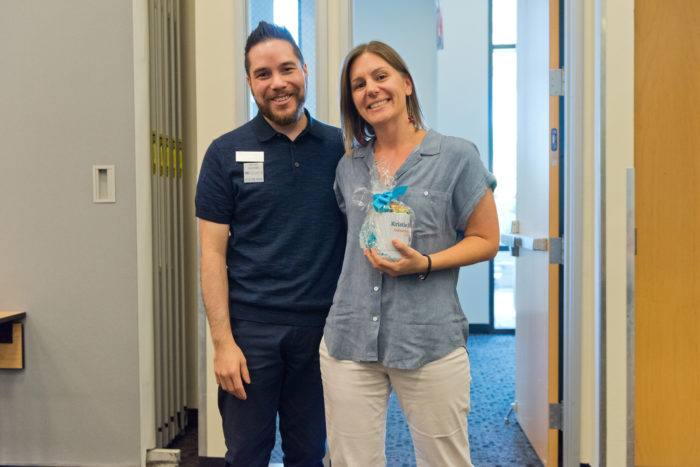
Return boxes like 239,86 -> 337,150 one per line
199,218 -> 250,400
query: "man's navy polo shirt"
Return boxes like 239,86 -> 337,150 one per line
195,110 -> 346,326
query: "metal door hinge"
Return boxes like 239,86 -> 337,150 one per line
549,237 -> 564,264
550,68 -> 565,96
549,402 -> 563,430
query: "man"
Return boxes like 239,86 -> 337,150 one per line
195,21 -> 346,467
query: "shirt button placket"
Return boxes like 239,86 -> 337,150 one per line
290,143 -> 299,170
366,257 -> 382,360
371,273 -> 381,324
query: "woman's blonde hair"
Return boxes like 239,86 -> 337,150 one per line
339,41 -> 425,154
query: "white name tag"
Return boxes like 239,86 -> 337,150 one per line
243,162 -> 264,183
236,151 -> 264,162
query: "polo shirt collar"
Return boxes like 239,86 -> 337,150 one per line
251,108 -> 324,142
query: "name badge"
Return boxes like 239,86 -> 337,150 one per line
236,151 -> 264,162
244,163 -> 264,183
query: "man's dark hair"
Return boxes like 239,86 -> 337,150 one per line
245,21 -> 304,75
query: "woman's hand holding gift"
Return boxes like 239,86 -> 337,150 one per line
364,239 -> 429,277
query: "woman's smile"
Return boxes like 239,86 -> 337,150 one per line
369,99 -> 390,110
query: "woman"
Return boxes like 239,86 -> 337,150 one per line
320,41 -> 500,467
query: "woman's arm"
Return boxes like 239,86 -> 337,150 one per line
365,188 -> 500,276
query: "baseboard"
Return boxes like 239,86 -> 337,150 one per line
469,323 -> 492,334
469,323 -> 515,335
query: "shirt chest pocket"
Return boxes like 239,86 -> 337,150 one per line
400,187 -> 450,237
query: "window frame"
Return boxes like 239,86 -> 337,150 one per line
488,0 -> 517,334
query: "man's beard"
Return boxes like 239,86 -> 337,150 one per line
256,88 -> 306,127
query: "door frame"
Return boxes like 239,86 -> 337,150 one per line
562,0 -> 584,465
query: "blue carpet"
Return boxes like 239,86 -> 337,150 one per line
270,333 -> 543,466
463,334 -> 543,466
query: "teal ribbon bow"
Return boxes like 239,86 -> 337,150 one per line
372,186 -> 408,212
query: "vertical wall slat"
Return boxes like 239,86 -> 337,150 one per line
148,0 -> 164,448
156,0 -> 167,448
159,0 -> 168,447
167,0 -> 178,443
168,0 -> 179,438
160,0 -> 170,447
164,0 -> 175,444
174,0 -> 187,432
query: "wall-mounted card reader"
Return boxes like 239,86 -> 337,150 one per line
93,165 -> 115,203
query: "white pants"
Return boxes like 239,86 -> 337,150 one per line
320,339 -> 473,467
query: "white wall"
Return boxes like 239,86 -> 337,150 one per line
437,0 -> 490,325
435,0 -> 489,157
353,0 -> 438,127
0,1 -> 153,466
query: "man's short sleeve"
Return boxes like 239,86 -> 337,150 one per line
195,140 -> 235,225
333,158 -> 348,215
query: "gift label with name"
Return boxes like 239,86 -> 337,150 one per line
375,212 -> 412,260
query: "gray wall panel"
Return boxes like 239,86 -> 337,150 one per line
0,1 -> 143,465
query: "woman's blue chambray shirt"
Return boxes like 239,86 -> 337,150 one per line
323,129 -> 497,370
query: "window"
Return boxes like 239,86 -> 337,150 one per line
248,0 -> 316,119
490,0 -> 517,330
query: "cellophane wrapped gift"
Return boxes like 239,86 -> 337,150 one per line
356,165 -> 414,261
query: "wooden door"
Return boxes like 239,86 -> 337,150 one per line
514,0 -> 561,464
635,1 -> 700,465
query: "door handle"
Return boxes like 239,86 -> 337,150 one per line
501,234 -> 548,257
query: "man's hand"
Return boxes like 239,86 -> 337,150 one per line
214,340 -> 251,400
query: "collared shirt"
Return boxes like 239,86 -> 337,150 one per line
324,129 -> 497,369
195,110 -> 346,326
